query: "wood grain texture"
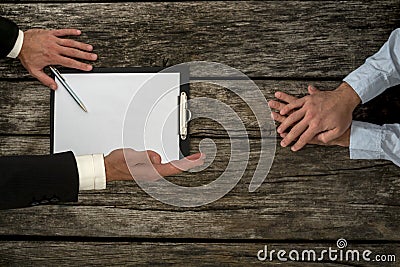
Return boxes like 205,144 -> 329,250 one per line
0,1 -> 399,78
0,136 -> 399,240
0,2 -> 399,264
0,203 -> 399,240
1,79 -> 399,138
0,80 -> 49,135
0,241 -> 398,266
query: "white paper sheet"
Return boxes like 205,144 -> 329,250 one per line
53,72 -> 180,162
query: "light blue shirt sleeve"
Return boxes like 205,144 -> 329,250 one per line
343,28 -> 400,103
344,29 -> 400,167
350,121 -> 400,167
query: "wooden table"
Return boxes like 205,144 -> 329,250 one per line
0,1 -> 399,266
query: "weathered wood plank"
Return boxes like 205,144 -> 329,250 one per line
0,1 -> 399,78
1,79 -> 399,137
0,136 -> 399,240
0,136 -> 49,155
0,80 -> 49,135
0,203 -> 399,240
0,241 -> 398,266
1,0 -> 372,2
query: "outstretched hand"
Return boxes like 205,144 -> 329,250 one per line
104,149 -> 205,182
18,29 -> 97,90
268,83 -> 359,151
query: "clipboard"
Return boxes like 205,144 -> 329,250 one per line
50,66 -> 190,162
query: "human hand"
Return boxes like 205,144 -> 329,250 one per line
18,29 -> 97,90
268,82 -> 360,151
270,105 -> 350,147
104,148 -> 205,182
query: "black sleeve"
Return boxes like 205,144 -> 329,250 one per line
0,152 -> 79,209
0,16 -> 20,58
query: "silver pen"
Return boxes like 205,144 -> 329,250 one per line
49,66 -> 88,112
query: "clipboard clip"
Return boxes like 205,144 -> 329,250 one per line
180,92 -> 191,140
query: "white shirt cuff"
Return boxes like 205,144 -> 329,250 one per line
7,30 -> 24,58
75,154 -> 106,190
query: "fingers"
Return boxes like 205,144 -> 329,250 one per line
51,29 -> 82,37
32,70 -> 57,90
157,153 -> 205,176
130,152 -> 205,181
132,159 -> 183,181
57,38 -> 93,52
290,126 -> 318,151
184,152 -> 205,161
269,92 -> 300,116
56,56 -> 93,71
277,109 -> 305,134
280,119 -> 308,148
268,100 -> 287,112
154,163 -> 183,177
308,85 -> 319,95
279,128 -> 327,147
271,111 -> 286,123
58,46 -> 97,61
280,98 -> 306,116
273,91 -> 303,118
274,91 -> 299,103
52,29 -> 97,70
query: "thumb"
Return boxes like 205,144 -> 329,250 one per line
32,70 -> 58,90
308,85 -> 319,95
146,150 -> 162,164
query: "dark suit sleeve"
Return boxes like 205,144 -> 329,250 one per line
0,152 -> 79,209
0,16 -> 19,58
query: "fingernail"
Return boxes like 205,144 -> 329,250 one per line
88,45 -> 93,51
275,92 -> 281,98
50,84 -> 56,90
280,140 -> 286,147
91,54 -> 97,60
77,30 -> 81,35
277,127 -> 282,133
87,65 -> 93,71
291,146 -> 297,152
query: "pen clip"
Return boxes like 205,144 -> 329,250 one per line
180,92 -> 189,140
